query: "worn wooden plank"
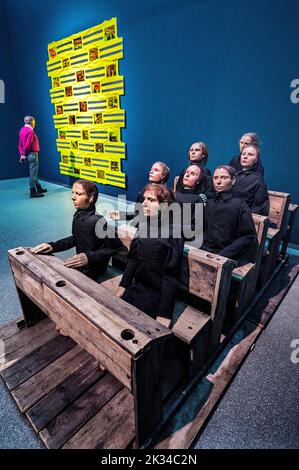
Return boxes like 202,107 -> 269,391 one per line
185,249 -> 230,303
0,318 -> 55,357
232,263 -> 254,281
268,190 -> 290,228
260,192 -> 291,284
0,317 -> 23,342
42,253 -> 171,342
2,334 -> 76,391
40,373 -> 123,449
43,285 -> 133,390
133,341 -> 168,448
9,252 -> 59,308
280,204 -> 298,258
9,248 -> 171,352
172,306 -> 210,345
100,274 -> 122,294
238,217 -> 269,314
10,253 -> 145,355
209,260 -> 235,350
182,256 -> 216,303
27,358 -> 103,433
253,214 -> 268,245
12,345 -> 89,412
231,215 -> 269,320
61,387 -> 135,449
0,319 -> 59,373
172,307 -> 211,379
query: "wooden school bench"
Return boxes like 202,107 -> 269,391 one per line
7,247 -> 177,448
259,190 -> 291,284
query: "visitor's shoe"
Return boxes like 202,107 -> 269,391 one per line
30,188 -> 44,198
35,183 -> 47,193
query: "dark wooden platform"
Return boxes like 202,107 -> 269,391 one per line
0,318 -> 135,449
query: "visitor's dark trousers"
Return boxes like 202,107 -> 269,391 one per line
27,152 -> 39,189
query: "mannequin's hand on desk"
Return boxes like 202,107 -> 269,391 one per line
64,253 -> 88,268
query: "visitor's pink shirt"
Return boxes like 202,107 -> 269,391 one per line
18,125 -> 40,156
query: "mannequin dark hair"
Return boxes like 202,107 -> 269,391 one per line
241,144 -> 261,158
142,183 -> 175,205
214,165 -> 237,179
152,161 -> 170,183
240,132 -> 261,148
74,179 -> 98,204
188,141 -> 209,165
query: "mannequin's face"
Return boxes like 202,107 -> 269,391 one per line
188,143 -> 204,162
213,168 -> 235,192
72,183 -> 93,209
149,163 -> 165,183
240,146 -> 258,169
239,134 -> 253,153
142,190 -> 160,217
183,165 -> 201,188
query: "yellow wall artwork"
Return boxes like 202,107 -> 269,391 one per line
47,18 -> 126,188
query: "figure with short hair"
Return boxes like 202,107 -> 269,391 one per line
233,145 -> 269,215
175,165 -> 206,240
116,183 -> 184,328
18,115 -> 47,198
229,132 -> 265,175
32,179 -> 121,279
110,161 -> 171,221
176,141 -> 213,196
202,165 -> 257,265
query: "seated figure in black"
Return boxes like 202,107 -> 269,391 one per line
202,165 -> 257,265
229,132 -> 265,176
109,161 -> 170,221
175,164 -> 206,242
116,183 -> 184,328
233,144 -> 269,216
176,141 -> 213,193
32,179 -> 122,280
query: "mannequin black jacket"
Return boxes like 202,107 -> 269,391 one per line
233,169 -> 269,216
120,222 -> 184,320
49,206 -> 122,279
202,190 -> 257,264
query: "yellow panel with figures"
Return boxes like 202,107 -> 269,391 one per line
47,18 -> 126,188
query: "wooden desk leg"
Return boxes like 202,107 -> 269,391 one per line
16,286 -> 46,327
260,235 -> 281,285
280,210 -> 297,259
133,341 -> 166,448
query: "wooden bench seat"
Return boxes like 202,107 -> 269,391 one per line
259,190 -> 291,284
280,203 -> 298,259
228,214 -> 269,321
232,263 -> 255,281
172,305 -> 211,379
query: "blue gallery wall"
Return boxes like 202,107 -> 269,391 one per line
0,0 -> 26,179
2,0 -> 299,241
